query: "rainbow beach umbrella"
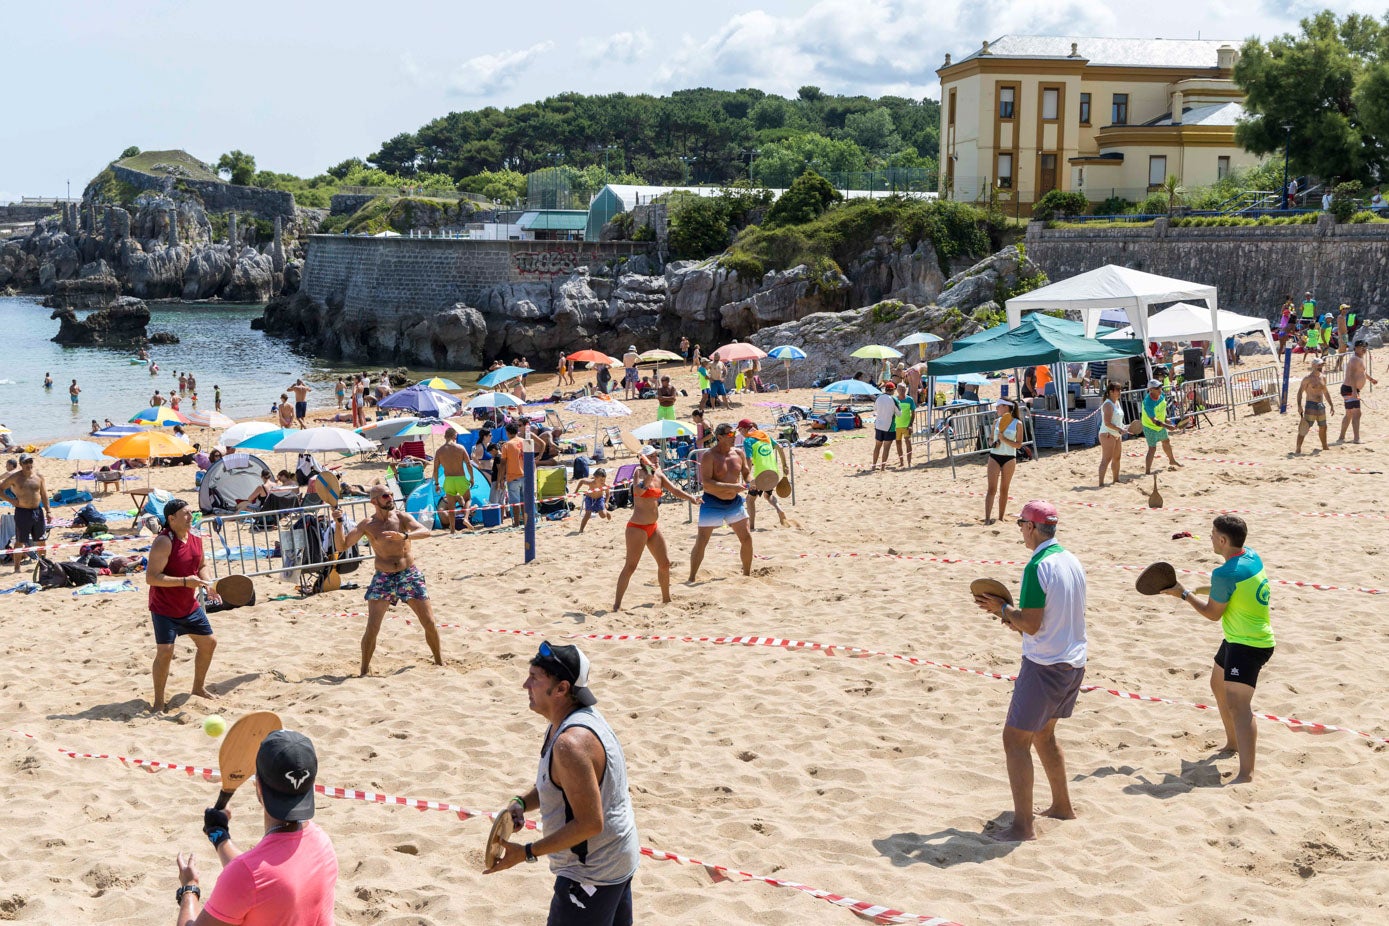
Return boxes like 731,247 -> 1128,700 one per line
129,406 -> 190,427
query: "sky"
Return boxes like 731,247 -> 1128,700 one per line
1,0 -> 1382,204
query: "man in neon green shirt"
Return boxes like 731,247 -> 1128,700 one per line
893,383 -> 917,468
736,419 -> 789,530
1162,515 -> 1274,784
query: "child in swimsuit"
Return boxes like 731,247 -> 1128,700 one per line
576,469 -> 611,533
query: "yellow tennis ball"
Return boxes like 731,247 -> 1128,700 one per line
203,715 -> 227,738
823,450 -> 834,460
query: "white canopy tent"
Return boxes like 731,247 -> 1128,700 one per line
1103,302 -> 1276,358
1005,265 -> 1225,373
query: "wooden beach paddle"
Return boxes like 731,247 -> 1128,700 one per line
483,806 -> 516,871
213,711 -> 283,810
1134,562 -> 1178,596
753,470 -> 780,492
775,475 -> 792,499
215,574 -> 255,609
970,577 -> 1013,609
1147,474 -> 1163,509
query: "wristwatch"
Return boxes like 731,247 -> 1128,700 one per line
176,884 -> 201,904
524,843 -> 538,864
1181,589 -> 1189,601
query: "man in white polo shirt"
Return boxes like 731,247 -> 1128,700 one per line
974,499 -> 1087,842
871,381 -> 899,471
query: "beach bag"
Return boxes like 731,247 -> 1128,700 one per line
73,503 -> 107,528
33,556 -> 72,589
609,483 -> 632,509
59,562 -> 99,587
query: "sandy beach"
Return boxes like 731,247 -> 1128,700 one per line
2,359 -> 1387,925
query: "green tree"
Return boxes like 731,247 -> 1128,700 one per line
370,132 -> 421,177
458,169 -> 527,204
119,146 -> 141,159
216,150 -> 256,185
843,107 -> 901,157
327,158 -> 366,180
1234,11 -> 1389,184
668,195 -> 731,259
764,170 -> 842,227
752,134 -> 869,187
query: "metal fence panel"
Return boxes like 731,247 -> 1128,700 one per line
1225,365 -> 1281,417
199,498 -> 379,582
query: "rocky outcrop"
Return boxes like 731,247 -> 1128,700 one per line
745,245 -> 1047,388
2,188 -> 304,306
50,297 -> 150,345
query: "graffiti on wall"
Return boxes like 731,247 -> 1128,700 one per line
512,249 -> 605,277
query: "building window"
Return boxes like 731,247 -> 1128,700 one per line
999,87 -> 1015,119
948,89 -> 956,126
1079,93 -> 1091,124
1042,88 -> 1059,121
997,153 -> 1014,189
1148,155 -> 1167,188
1113,93 -> 1129,125
1218,156 -> 1231,180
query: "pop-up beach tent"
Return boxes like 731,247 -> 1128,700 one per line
1005,265 -> 1223,373
929,323 -> 1143,451
1102,302 -> 1276,358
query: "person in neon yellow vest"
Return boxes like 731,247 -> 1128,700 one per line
893,382 -> 917,468
1141,379 -> 1182,474
1298,291 -> 1316,331
1161,514 -> 1275,784
736,419 -> 789,530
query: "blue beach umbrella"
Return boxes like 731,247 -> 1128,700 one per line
477,366 -> 532,388
230,428 -> 297,451
823,379 -> 882,396
40,440 -> 113,461
378,385 -> 463,417
465,392 -> 525,410
768,345 -> 808,389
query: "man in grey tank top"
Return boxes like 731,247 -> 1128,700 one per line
485,642 -> 640,925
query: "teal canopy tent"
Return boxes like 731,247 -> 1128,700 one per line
929,323 -> 1143,452
951,313 -> 1085,348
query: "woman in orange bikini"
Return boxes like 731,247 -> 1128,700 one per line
614,445 -> 698,610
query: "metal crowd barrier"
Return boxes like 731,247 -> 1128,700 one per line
1320,349 -> 1373,387
198,497 -> 378,582
1224,364 -> 1280,419
939,405 -> 1036,479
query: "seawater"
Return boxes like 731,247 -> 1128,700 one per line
0,296 -> 465,443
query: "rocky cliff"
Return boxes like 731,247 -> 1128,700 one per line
50,297 -> 151,345
262,234 -> 964,368
0,191 -> 307,305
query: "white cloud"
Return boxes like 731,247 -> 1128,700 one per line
654,0 -> 1137,98
448,42 -> 555,97
582,30 -> 653,64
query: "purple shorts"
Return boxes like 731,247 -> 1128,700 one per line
1005,657 -> 1085,732
365,565 -> 429,605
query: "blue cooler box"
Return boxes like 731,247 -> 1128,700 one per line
473,506 -> 504,528
836,411 -> 857,430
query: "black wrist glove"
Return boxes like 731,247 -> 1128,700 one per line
203,808 -> 231,848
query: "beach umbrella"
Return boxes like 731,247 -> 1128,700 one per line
933,372 -> 991,385
185,409 -> 236,429
823,379 -> 882,396
104,431 -> 197,459
565,394 -> 633,455
273,427 -> 376,455
710,342 -> 767,362
0,425 -> 9,434
230,428 -> 297,451
767,345 -> 807,390
418,376 -> 462,391
357,417 -> 425,440
378,385 -> 463,417
91,424 -> 142,439
850,344 -> 904,359
631,419 -> 697,441
478,365 -> 532,388
464,392 -> 525,410
221,421 -> 279,448
129,406 -> 190,426
566,349 -> 617,366
896,331 -> 944,361
639,349 -> 683,363
40,440 -> 112,462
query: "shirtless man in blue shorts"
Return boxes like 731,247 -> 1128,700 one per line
688,423 -> 753,582
333,484 -> 444,675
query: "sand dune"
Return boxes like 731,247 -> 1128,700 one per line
2,361 -> 1387,924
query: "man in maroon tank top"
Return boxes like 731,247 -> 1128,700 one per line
146,499 -> 221,713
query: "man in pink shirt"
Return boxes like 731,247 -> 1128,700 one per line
174,730 -> 338,925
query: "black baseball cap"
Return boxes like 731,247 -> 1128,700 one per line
531,641 -> 597,706
256,730 -> 318,821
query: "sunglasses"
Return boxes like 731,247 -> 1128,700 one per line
535,640 -> 576,683
373,493 -> 394,503
1016,518 -> 1032,527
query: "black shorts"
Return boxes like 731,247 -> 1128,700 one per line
295,400 -> 307,418
1214,640 -> 1274,687
874,428 -> 895,442
547,876 -> 632,926
14,507 -> 47,544
988,452 -> 1016,468
151,606 -> 215,646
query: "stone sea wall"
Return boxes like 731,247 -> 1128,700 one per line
1025,217 -> 1389,316
302,235 -> 649,316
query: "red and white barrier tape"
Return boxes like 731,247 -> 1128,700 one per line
942,485 -> 1389,523
288,617 -> 1389,748
2,729 -> 959,926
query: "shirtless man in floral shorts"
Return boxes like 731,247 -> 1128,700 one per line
333,484 -> 444,675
